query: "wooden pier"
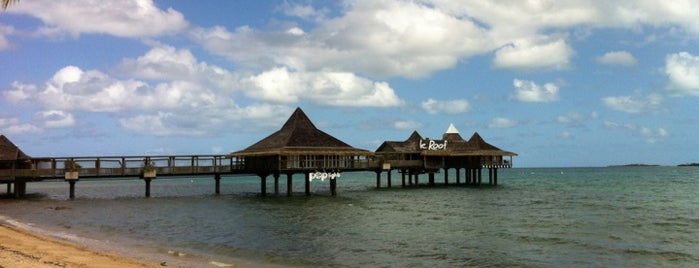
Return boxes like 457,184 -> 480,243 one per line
1,108 -> 516,199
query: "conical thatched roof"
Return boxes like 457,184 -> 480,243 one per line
375,131 -> 423,153
442,123 -> 464,141
0,135 -> 31,161
228,108 -> 372,157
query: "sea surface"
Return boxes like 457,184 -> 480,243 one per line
1,166 -> 698,267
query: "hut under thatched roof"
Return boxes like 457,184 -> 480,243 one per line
228,107 -> 372,158
0,135 -> 31,162
227,108 -> 372,174
0,135 -> 31,170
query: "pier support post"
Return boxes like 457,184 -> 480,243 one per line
415,173 -> 419,185
375,170 -> 381,189
428,172 -> 435,186
260,174 -> 268,197
387,170 -> 392,188
444,168 -> 449,185
214,173 -> 221,195
401,169 -> 406,187
330,178 -> 337,196
408,171 -> 413,186
304,172 -> 311,196
477,168 -> 482,186
6,183 -> 11,195
286,173 -> 293,197
68,181 -> 76,199
494,168 -> 498,186
456,168 -> 461,184
144,178 -> 152,197
489,168 -> 493,185
273,173 -> 280,196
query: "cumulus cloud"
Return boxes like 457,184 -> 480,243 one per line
421,98 -> 471,114
665,52 -> 699,96
597,51 -> 637,66
604,121 -> 669,144
393,120 -> 423,130
191,0 -> 492,78
246,67 -> 403,107
512,79 -> 560,102
0,116 -> 41,135
114,45 -> 239,90
36,110 -> 75,128
494,36 -> 574,70
488,117 -> 517,128
7,0 -> 188,38
602,93 -> 663,113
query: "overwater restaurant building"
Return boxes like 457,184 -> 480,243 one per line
226,108 -> 373,196
375,124 -> 517,186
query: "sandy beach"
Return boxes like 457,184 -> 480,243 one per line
0,224 -> 161,268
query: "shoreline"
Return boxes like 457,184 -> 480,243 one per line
0,223 -> 162,268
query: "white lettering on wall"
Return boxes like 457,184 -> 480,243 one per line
310,171 -> 341,181
419,139 -> 447,150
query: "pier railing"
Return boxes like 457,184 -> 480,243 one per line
0,155 -> 245,180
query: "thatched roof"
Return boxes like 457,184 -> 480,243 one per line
0,135 -> 31,161
227,108 -> 372,157
375,131 -> 423,153
376,125 -> 517,157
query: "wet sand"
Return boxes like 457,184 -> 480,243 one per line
0,224 -> 161,268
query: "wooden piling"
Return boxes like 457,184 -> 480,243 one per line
214,173 -> 221,194
144,178 -> 152,197
387,169 -> 392,188
428,172 -> 435,186
273,173 -> 280,195
304,172 -> 310,196
444,168 -> 449,185
260,174 -> 267,197
286,173 -> 293,196
375,170 -> 381,189
456,168 -> 461,184
68,181 -> 76,199
401,169 -> 406,187
330,178 -> 337,196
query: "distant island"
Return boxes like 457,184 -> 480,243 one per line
678,163 -> 699,167
607,164 -> 660,167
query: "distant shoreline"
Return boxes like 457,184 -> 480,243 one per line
607,164 -> 661,167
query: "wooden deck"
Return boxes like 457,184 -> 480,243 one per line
0,155 -> 243,180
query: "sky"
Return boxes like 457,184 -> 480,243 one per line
1,0 -> 698,167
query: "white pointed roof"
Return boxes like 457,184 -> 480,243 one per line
445,123 -> 459,134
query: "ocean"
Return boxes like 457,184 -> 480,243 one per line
1,166 -> 698,267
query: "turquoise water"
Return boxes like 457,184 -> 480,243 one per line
1,167 -> 698,267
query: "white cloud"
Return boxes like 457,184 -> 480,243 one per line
192,0 -> 492,78
394,120 -> 423,130
0,116 -> 41,135
421,98 -> 471,114
494,36 -> 573,70
602,93 -> 663,113
246,67 -> 404,107
597,51 -> 637,66
488,117 -> 517,128
512,79 -> 560,102
0,25 -> 14,50
665,52 -> 699,96
604,121 -> 669,144
36,110 -> 75,128
114,45 -> 240,90
7,0 -> 188,38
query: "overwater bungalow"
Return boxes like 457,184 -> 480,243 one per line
375,124 -> 517,186
0,135 -> 34,196
226,108 -> 373,196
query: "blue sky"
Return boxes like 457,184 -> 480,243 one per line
1,0 -> 698,167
